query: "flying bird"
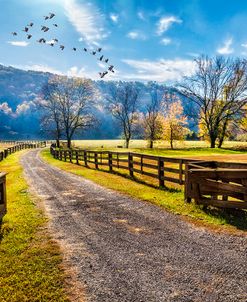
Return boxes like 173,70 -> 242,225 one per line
28,22 -> 34,27
53,24 -> 58,27
41,25 -> 46,31
50,43 -> 54,47
43,27 -> 49,32
11,32 -> 17,36
22,27 -> 29,32
105,58 -> 109,63
97,48 -> 102,52
91,51 -> 96,55
99,55 -> 104,61
53,38 -> 58,43
49,13 -> 55,19
72,47 -> 76,51
83,48 -> 87,52
99,71 -> 108,78
60,45 -> 65,50
27,34 -> 32,39
44,15 -> 49,20
108,65 -> 114,71
37,38 -> 46,43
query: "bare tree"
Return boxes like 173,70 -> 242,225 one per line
39,78 -> 63,147
107,82 -> 140,148
179,56 -> 247,148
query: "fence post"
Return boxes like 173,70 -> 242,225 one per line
158,157 -> 164,187
108,152 -> 113,172
69,150 -> 72,163
94,152 -> 98,169
83,151 -> 88,167
128,153 -> 134,177
76,151 -> 79,165
184,163 -> 192,203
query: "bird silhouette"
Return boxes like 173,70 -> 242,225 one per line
99,71 -> 108,78
11,32 -> 17,36
44,16 -> 49,20
99,55 -> 104,61
49,13 -> 55,19
108,65 -> 114,71
43,27 -> 49,32
92,51 -> 96,55
22,27 -> 29,32
50,43 -> 54,47
105,59 -> 109,63
83,48 -> 87,52
97,48 -> 102,52
53,38 -> 58,43
53,24 -> 58,27
37,38 -> 46,43
41,26 -> 46,31
28,22 -> 34,27
73,47 -> 76,51
60,45 -> 65,50
27,34 -> 32,39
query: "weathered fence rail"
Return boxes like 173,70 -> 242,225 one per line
185,161 -> 247,209
0,172 -> 6,221
50,147 -> 193,187
50,147 -> 247,210
0,141 -> 46,162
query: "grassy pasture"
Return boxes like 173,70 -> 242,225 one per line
0,151 -> 69,301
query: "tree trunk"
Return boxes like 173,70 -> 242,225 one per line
210,138 -> 216,148
56,139 -> 60,148
149,140 -> 154,148
170,139 -> 173,149
218,121 -> 228,148
126,138 -> 130,148
67,139 -> 71,149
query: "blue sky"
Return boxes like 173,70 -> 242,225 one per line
1,0 -> 247,82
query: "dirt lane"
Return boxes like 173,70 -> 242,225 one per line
21,150 -> 247,302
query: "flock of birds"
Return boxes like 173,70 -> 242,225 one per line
11,12 -> 115,78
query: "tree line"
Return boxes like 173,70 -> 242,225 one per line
39,56 -> 247,149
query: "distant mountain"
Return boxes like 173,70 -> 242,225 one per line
0,64 -> 197,140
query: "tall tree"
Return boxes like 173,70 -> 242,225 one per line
107,82 -> 140,148
142,85 -> 165,148
179,56 -> 247,148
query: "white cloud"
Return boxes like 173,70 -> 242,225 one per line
156,16 -> 182,35
241,43 -> 247,48
64,0 -> 108,45
16,101 -> 33,115
137,11 -> 145,20
127,31 -> 147,40
122,58 -> 196,82
7,41 -> 29,47
0,102 -> 13,115
160,38 -> 171,45
217,38 -> 234,55
110,13 -> 119,23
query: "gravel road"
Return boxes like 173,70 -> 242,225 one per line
21,150 -> 247,302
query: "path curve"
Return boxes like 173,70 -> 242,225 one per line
21,150 -> 247,302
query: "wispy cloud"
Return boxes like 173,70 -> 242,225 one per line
241,43 -> 247,48
110,13 -> 119,23
122,58 -> 196,82
156,16 -> 182,35
63,0 -> 108,45
217,38 -> 234,55
160,38 -> 171,45
137,11 -> 145,21
7,41 -> 29,47
0,102 -> 13,115
127,30 -> 147,40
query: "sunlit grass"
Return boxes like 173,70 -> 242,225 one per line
42,149 -> 247,233
0,151 -> 69,302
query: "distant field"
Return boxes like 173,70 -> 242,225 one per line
0,143 -> 15,152
72,139 -> 247,150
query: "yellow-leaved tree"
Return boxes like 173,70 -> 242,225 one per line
162,100 -> 190,149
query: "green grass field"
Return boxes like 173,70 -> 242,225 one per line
0,151 -> 69,302
42,148 -> 247,233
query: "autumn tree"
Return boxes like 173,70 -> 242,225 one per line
107,82 -> 140,148
162,100 -> 190,149
179,56 -> 247,148
142,84 -> 166,148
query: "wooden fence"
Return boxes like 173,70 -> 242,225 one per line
50,147 -> 247,210
0,141 -> 46,162
50,147 -> 196,188
185,161 -> 247,209
0,172 -> 6,221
